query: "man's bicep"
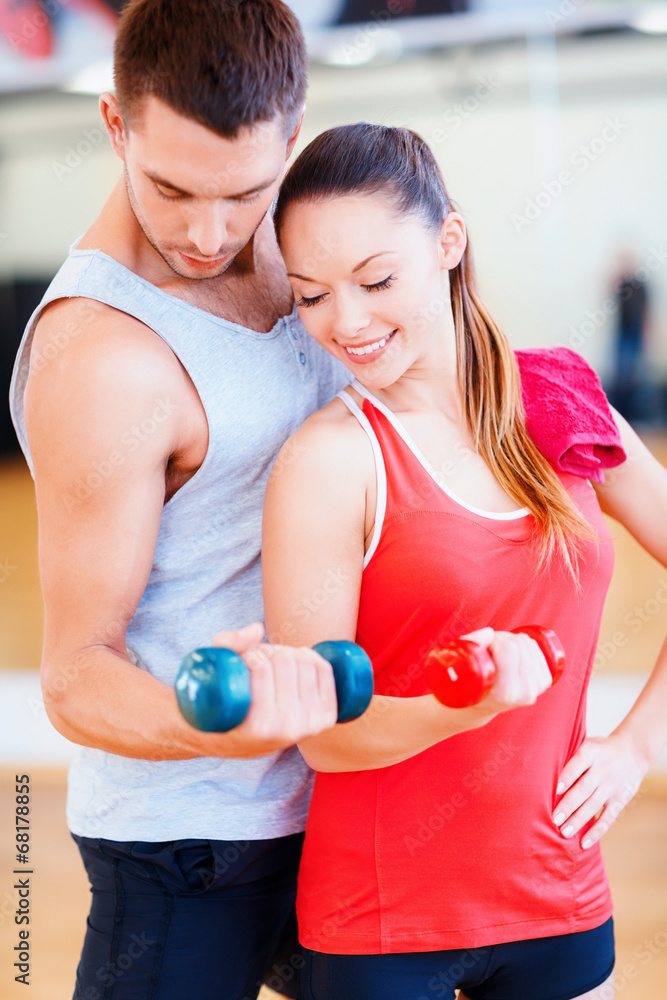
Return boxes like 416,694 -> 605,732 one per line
24,326 -> 175,670
35,450 -> 166,660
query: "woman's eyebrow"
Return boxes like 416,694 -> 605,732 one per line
288,251 -> 398,283
352,251 -> 396,273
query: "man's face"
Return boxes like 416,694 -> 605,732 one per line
121,96 -> 294,279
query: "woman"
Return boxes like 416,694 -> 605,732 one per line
261,123 -> 667,1000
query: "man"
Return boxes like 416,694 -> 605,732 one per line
612,251 -> 649,423
9,2 -> 348,997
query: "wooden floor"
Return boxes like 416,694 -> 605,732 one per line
0,455 -> 42,671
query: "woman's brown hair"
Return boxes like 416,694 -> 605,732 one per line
274,123 -> 594,575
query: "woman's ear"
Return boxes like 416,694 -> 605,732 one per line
438,212 -> 467,270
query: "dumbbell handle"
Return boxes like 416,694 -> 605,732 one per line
426,625 -> 565,709
175,639 -> 374,733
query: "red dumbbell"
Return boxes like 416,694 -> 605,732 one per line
425,625 -> 565,708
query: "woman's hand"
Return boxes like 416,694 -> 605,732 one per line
463,628 -> 555,720
552,732 -> 651,849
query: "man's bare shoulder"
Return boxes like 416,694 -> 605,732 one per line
30,297 -> 181,386
24,297 -> 196,471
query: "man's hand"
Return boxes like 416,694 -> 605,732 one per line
211,624 -> 339,748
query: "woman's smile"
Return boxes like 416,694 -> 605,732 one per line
341,329 -> 397,362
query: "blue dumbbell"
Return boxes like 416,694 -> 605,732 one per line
175,640 -> 374,733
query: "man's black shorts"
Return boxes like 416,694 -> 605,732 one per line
72,831 -> 304,1000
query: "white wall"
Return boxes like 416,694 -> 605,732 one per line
1,28 -> 665,375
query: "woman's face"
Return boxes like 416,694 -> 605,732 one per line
279,192 -> 465,391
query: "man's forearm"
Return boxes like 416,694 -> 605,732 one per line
42,645 -> 285,761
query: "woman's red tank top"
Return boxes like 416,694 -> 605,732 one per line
296,367 -> 615,955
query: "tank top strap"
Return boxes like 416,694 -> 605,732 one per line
337,385 -> 449,567
337,388 -> 387,567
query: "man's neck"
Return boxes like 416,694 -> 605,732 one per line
75,179 -> 294,331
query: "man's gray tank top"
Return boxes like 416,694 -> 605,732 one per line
10,243 -> 349,841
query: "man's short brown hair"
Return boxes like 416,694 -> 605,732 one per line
114,0 -> 307,136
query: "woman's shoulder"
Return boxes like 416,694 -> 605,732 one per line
269,391 -> 373,486
292,390 -> 368,444
515,346 -> 627,482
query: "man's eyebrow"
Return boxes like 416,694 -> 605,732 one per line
144,171 -> 277,199
288,251 -> 397,283
145,172 -> 192,196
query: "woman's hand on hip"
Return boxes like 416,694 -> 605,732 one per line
553,731 -> 650,849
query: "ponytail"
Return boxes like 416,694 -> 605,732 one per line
450,246 -> 592,576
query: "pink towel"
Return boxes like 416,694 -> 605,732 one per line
516,346 -> 626,483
